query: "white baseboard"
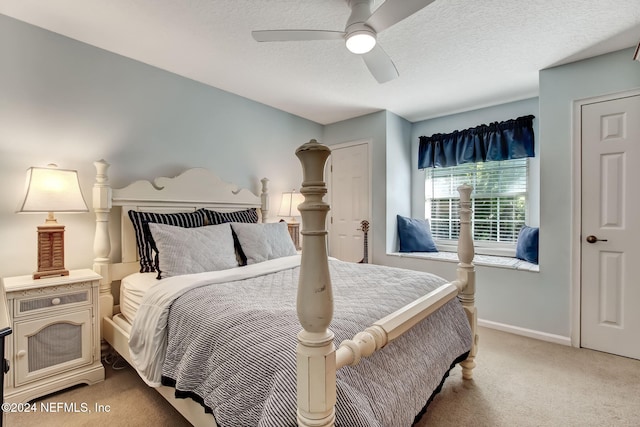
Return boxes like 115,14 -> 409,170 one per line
478,319 -> 572,346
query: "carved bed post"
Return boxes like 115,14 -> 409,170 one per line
295,139 -> 336,427
260,177 -> 269,222
456,184 -> 478,379
93,160 -> 114,343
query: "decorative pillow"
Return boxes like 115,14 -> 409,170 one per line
204,208 -> 260,264
515,225 -> 539,264
231,222 -> 297,265
148,223 -> 238,279
204,208 -> 259,225
128,209 -> 206,273
397,215 -> 438,252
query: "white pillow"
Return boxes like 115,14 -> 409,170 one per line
231,222 -> 297,265
148,222 -> 238,278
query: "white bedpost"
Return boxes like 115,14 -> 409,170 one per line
295,139 -> 336,427
260,177 -> 269,222
93,159 -> 114,343
455,184 -> 478,379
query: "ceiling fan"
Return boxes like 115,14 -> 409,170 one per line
252,0 -> 436,84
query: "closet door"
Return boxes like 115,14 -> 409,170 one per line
580,93 -> 640,360
329,142 -> 371,263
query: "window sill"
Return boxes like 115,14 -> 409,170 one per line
387,251 -> 539,272
435,242 -> 516,258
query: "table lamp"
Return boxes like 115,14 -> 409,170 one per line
278,190 -> 304,250
17,164 -> 89,279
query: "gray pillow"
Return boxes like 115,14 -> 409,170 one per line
231,222 -> 297,265
148,222 -> 238,278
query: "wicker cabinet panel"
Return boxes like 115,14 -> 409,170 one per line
14,309 -> 92,387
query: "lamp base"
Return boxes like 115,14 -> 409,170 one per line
34,270 -> 69,280
34,224 -> 69,280
286,221 -> 301,251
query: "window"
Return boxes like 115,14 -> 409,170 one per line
425,158 -> 528,256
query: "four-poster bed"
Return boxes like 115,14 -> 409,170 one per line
93,139 -> 477,427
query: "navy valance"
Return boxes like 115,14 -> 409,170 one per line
418,115 -> 535,169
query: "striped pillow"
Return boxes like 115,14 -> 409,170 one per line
128,209 -> 206,273
204,208 -> 259,225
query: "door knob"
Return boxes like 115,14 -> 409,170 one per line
586,235 -> 608,244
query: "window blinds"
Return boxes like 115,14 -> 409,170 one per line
426,158 -> 528,243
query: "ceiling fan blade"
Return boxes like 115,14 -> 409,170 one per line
252,30 -> 345,42
362,44 -> 399,83
366,0 -> 436,33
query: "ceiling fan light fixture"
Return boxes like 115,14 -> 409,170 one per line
345,30 -> 376,54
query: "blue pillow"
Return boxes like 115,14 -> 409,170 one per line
515,225 -> 539,264
397,215 -> 438,252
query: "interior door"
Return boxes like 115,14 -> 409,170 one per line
581,94 -> 640,360
329,142 -> 370,263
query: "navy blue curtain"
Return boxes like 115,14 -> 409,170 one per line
418,115 -> 535,169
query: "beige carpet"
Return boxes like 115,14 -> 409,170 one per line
416,327 -> 640,427
6,327 -> 640,426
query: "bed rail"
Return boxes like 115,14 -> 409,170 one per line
295,139 -> 477,427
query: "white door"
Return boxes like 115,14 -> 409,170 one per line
581,94 -> 640,360
329,142 -> 370,263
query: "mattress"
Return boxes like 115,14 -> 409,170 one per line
120,272 -> 157,323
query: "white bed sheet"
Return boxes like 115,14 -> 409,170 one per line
120,272 -> 158,324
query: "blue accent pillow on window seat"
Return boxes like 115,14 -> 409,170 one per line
397,215 -> 438,252
515,225 -> 539,264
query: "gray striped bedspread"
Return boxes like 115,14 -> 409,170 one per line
130,256 -> 472,426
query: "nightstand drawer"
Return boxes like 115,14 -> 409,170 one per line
13,288 -> 91,318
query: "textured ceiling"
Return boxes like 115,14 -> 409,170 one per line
2,0 -> 640,124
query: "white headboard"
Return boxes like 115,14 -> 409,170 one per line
92,159 -> 269,320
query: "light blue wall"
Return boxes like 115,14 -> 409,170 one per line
537,47 -> 640,337
384,98 -> 549,335
0,15 -> 322,277
386,49 -> 640,339
384,112 -> 413,253
3,13 -> 639,339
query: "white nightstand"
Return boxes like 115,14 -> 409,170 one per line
2,269 -> 105,403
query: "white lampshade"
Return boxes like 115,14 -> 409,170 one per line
278,191 -> 304,219
18,165 -> 88,214
345,30 -> 376,54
